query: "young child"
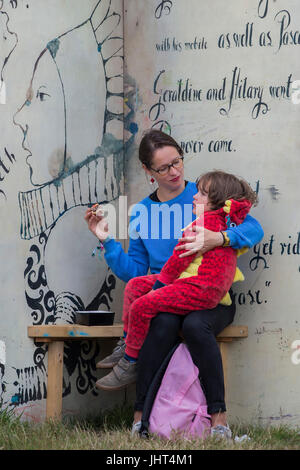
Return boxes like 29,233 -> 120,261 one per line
96,170 -> 257,390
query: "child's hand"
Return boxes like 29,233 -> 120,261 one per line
175,227 -> 223,258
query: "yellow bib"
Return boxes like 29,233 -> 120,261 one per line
178,250 -> 247,306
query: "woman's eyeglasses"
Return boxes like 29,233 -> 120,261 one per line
151,156 -> 184,176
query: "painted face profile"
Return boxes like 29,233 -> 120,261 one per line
15,48 -> 65,184
14,21 -> 107,186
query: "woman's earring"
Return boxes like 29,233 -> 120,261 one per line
150,177 -> 155,184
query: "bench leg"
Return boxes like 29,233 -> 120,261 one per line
46,341 -> 64,421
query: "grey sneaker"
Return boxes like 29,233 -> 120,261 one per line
131,421 -> 149,439
131,421 -> 142,436
96,337 -> 126,369
210,424 -> 232,440
95,357 -> 137,391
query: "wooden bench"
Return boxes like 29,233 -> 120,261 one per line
27,323 -> 248,421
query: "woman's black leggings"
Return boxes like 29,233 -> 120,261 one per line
134,302 -> 236,415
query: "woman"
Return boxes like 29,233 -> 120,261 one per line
85,129 -> 264,439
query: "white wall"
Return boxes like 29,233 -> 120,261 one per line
124,0 -> 300,426
1,0 -> 300,427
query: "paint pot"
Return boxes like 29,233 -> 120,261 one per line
76,310 -> 115,326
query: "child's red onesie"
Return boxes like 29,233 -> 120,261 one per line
123,199 -> 251,359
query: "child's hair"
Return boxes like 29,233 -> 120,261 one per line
196,170 -> 258,210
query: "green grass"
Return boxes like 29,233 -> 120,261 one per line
0,404 -> 299,450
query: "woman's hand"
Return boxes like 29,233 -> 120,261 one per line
175,226 -> 224,258
84,207 -> 110,242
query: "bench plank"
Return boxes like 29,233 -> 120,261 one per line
216,325 -> 248,339
28,324 -> 248,340
28,324 -> 124,340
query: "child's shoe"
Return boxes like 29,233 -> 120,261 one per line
96,357 -> 137,391
96,337 -> 125,369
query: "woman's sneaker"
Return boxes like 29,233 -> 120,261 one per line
131,421 -> 142,436
210,424 -> 232,440
131,421 -> 149,439
96,337 -> 126,369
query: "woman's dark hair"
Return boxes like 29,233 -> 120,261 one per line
139,129 -> 183,168
196,170 -> 258,209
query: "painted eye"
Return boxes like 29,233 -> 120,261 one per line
36,91 -> 51,102
230,222 -> 236,228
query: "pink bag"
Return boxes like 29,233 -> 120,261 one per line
149,343 -> 211,440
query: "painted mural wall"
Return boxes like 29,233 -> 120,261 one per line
0,0 -> 127,420
124,0 -> 300,426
